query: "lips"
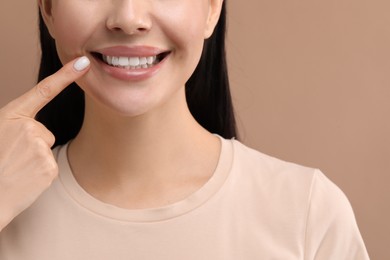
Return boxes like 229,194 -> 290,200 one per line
92,52 -> 170,69
92,46 -> 170,67
90,46 -> 171,81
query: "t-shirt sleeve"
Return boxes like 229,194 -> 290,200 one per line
304,170 -> 370,260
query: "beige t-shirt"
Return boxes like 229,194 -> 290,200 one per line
0,137 -> 369,259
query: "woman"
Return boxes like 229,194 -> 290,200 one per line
0,0 -> 369,259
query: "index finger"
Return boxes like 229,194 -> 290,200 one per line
8,56 -> 90,118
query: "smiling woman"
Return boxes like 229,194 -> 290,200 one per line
36,0 -> 235,145
0,0 -> 370,259
39,0 -> 223,119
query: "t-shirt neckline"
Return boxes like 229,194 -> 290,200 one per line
56,136 -> 233,223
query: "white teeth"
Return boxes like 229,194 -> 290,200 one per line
112,57 -> 119,66
129,57 -> 140,66
102,54 -> 159,69
139,57 -> 147,66
103,55 -> 113,64
118,57 -> 129,66
147,56 -> 154,65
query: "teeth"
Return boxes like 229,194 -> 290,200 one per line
139,57 -> 147,66
147,56 -> 154,64
129,57 -> 140,66
118,57 -> 129,66
102,55 -> 158,69
112,57 -> 119,66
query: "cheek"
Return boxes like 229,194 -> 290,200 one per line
155,1 -> 209,48
51,3 -> 98,62
154,2 -> 209,74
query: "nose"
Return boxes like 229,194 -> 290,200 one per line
106,0 -> 152,35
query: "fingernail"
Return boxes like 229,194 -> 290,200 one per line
73,56 -> 90,71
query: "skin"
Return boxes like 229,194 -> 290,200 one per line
43,0 -> 223,208
0,0 -> 225,230
0,58 -> 90,231
42,0 -> 222,117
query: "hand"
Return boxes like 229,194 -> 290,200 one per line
0,56 -> 90,231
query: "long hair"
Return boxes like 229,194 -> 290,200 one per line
36,2 -> 238,147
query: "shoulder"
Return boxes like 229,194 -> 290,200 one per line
224,138 -> 319,222
229,139 -> 317,193
226,139 -> 369,259
227,138 -> 355,212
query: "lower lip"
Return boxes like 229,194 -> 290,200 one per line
92,54 -> 169,81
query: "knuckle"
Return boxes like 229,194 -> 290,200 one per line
43,162 -> 59,179
20,121 -> 54,146
27,138 -> 50,161
35,80 -> 54,100
20,120 -> 38,134
33,149 -> 47,163
47,132 -> 56,147
38,156 -> 58,182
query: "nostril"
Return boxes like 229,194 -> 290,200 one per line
106,16 -> 152,35
110,27 -> 123,32
108,26 -> 149,35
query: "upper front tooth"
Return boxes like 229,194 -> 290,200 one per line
103,55 -> 157,67
118,57 -> 129,66
129,57 -> 140,66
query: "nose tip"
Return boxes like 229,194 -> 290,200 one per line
108,21 -> 151,35
106,1 -> 152,35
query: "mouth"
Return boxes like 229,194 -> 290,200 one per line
91,51 -> 171,70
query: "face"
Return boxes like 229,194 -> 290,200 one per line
39,0 -> 223,117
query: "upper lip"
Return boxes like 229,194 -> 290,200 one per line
93,46 -> 169,57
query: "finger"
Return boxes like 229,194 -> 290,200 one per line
26,119 -> 56,146
8,56 -> 90,118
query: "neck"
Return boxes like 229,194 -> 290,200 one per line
67,89 -> 220,208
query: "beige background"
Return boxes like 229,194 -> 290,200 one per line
1,1 -> 388,258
